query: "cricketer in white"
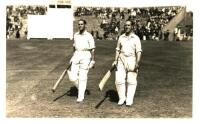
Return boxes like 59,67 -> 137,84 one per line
113,20 -> 142,106
68,19 -> 95,102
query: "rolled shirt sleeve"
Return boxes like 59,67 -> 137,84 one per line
116,36 -> 122,51
88,33 -> 95,49
135,37 -> 142,53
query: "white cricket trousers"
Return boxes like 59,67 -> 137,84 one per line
115,58 -> 138,105
68,51 -> 91,100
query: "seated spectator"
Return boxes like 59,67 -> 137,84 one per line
6,5 -> 47,39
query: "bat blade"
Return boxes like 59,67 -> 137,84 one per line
51,63 -> 72,93
52,69 -> 67,92
99,65 -> 116,91
99,70 -> 112,91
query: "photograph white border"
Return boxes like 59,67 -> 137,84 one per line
1,0 -> 199,124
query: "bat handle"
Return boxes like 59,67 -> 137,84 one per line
52,89 -> 55,93
110,64 -> 117,72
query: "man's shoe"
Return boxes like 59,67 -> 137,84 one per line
126,102 -> 133,107
76,98 -> 84,103
118,99 -> 125,106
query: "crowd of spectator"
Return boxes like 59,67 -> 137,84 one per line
6,5 -> 47,39
6,5 -> 192,41
74,6 -> 186,41
173,11 -> 193,41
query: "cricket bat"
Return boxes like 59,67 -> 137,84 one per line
52,63 -> 72,92
99,64 -> 116,91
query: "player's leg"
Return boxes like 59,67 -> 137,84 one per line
68,63 -> 79,88
115,61 -> 126,105
126,71 -> 138,106
76,60 -> 90,102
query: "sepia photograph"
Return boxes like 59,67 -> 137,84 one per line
2,0 -> 198,122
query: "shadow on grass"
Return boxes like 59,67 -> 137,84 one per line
53,86 -> 90,101
95,89 -> 119,109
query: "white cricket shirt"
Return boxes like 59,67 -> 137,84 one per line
73,31 -> 95,51
116,33 -> 142,57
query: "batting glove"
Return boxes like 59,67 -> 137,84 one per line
89,60 -> 95,69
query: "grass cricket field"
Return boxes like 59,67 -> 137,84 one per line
6,39 -> 192,118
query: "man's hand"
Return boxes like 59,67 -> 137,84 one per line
133,63 -> 140,72
89,60 -> 95,69
112,60 -> 117,67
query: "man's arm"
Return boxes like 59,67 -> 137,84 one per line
114,38 -> 121,64
134,51 -> 142,71
91,48 -> 95,61
115,50 -> 120,62
88,34 -> 95,61
89,48 -> 95,69
134,37 -> 142,71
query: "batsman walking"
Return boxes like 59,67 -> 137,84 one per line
113,20 -> 142,106
67,19 -> 95,102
